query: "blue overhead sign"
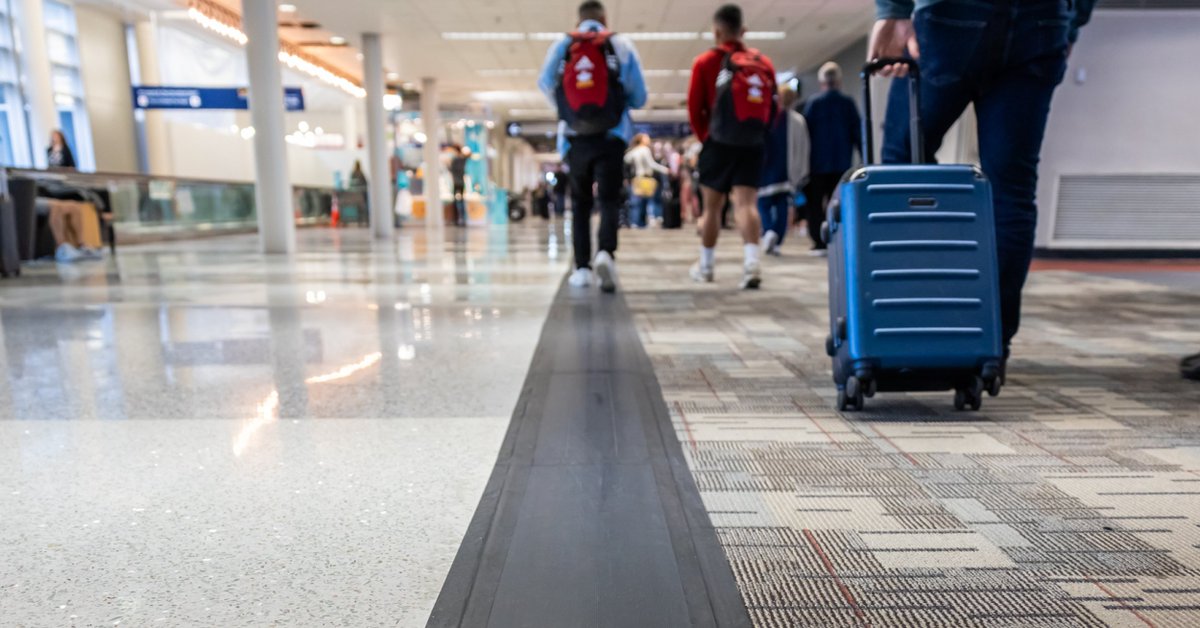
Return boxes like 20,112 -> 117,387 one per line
132,86 -> 305,112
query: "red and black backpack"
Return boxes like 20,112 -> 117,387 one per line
555,31 -> 626,136
708,48 -> 775,146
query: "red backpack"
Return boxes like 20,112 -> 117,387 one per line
709,48 -> 775,146
555,31 -> 626,136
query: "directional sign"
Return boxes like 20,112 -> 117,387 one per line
132,86 -> 305,112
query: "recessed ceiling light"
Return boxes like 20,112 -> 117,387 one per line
329,35 -> 346,45
278,3 -> 297,13
356,53 -> 364,60
386,72 -> 400,80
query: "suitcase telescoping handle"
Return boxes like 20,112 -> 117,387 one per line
860,57 -> 923,166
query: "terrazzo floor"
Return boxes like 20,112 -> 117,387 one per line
0,225 -> 566,626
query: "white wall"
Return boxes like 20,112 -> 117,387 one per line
164,112 -> 365,187
1036,11 -> 1200,246
147,21 -> 367,187
74,4 -> 138,173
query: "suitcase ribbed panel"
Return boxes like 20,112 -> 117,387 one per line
1097,0 -> 1200,8
830,165 -> 1002,375
1053,174 -> 1200,243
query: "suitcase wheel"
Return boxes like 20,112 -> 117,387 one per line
825,334 -> 836,357
839,376 -> 866,412
954,377 -> 985,411
820,221 -> 831,245
986,377 -> 1002,398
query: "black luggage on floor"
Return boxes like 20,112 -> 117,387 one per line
0,172 -> 21,277
663,198 -> 682,229
8,177 -> 37,260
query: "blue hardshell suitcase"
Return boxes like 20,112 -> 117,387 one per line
824,58 -> 1002,412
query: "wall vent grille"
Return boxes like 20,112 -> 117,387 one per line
1053,174 -> 1200,243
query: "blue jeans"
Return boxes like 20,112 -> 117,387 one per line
882,0 -> 1070,347
630,195 -> 651,228
757,192 -> 790,244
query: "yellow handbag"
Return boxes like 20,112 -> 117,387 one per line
633,176 -> 658,198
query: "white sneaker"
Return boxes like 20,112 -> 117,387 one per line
761,231 -> 779,256
740,260 -> 762,290
689,260 -> 714,283
808,248 -> 828,258
568,267 -> 593,288
55,243 -> 82,263
594,251 -> 617,293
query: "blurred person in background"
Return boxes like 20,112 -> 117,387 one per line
757,84 -> 809,256
802,62 -> 861,256
47,130 -> 75,170
624,133 -> 669,228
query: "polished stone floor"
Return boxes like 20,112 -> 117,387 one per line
0,226 -> 565,626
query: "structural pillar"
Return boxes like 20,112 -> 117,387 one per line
19,0 -> 58,169
420,77 -> 443,227
241,0 -> 295,254
361,33 -> 394,239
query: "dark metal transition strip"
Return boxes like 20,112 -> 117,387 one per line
427,281 -> 751,628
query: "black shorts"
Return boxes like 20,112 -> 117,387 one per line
698,140 -> 763,194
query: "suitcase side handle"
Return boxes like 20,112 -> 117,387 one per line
860,57 -> 923,166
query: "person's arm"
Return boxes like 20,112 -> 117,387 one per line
537,37 -> 568,106
848,98 -> 863,161
651,158 -> 670,175
687,53 -> 712,142
788,112 -> 810,188
619,37 -> 648,110
868,1 -> 918,78
1070,0 -> 1097,44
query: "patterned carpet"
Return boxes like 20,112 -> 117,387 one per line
617,228 -> 1200,628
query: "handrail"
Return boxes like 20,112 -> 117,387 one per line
2,167 -> 336,192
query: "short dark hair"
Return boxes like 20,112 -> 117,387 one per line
713,4 -> 743,33
578,1 -> 605,21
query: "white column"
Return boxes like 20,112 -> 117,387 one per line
420,77 -> 442,227
241,0 -> 294,254
19,0 -> 58,169
361,33 -> 393,239
134,18 -> 172,176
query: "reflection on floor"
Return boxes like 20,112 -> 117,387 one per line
619,229 -> 1200,627
0,226 -> 566,626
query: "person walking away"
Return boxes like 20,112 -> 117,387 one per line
538,0 -> 648,293
449,145 -> 470,226
47,130 -> 76,170
801,62 -> 861,256
758,84 -> 809,256
686,3 -> 777,289
871,0 -> 1095,378
552,165 -> 569,216
349,160 -> 369,223
624,133 -> 669,228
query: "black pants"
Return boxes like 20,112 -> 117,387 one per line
803,172 -> 841,249
567,135 -> 625,269
453,182 -> 466,225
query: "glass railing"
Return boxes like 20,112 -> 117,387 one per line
3,168 -> 335,239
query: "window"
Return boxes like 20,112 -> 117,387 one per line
42,0 -> 92,170
0,3 -> 31,166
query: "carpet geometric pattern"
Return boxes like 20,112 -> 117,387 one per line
618,229 -> 1200,627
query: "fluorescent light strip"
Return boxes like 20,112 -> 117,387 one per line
699,31 -> 787,40
477,69 -> 538,77
625,32 -> 699,41
443,31 -> 786,42
442,32 -> 525,41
